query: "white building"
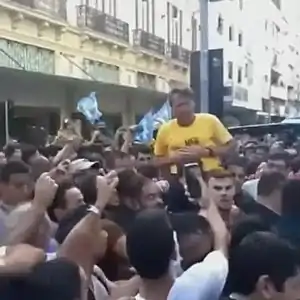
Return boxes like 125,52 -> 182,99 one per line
66,0 -> 199,50
203,0 -> 300,123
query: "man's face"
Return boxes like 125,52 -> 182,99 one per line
54,187 -> 84,222
256,148 -> 268,161
266,159 -> 288,176
207,177 -> 235,210
137,152 -> 151,162
228,165 -> 245,192
171,94 -> 194,120
1,173 -> 31,205
141,180 -> 163,209
64,187 -> 84,211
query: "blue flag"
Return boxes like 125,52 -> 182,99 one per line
153,100 -> 172,129
134,110 -> 154,143
77,92 -> 103,125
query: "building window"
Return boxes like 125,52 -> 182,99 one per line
245,61 -> 253,85
238,67 -> 242,83
101,0 -> 116,17
239,0 -> 243,10
142,0 -> 150,32
171,5 -> 179,44
229,26 -> 234,41
272,0 -> 281,10
191,16 -> 197,50
136,0 -> 155,33
217,14 -> 224,34
238,32 -> 243,46
228,61 -> 233,79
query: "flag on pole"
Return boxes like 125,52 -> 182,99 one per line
77,92 -> 103,125
153,100 -> 172,129
134,110 -> 154,144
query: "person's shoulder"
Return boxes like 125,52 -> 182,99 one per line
195,113 -> 221,122
162,119 -> 177,129
242,178 -> 259,188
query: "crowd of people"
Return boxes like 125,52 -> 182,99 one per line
0,87 -> 300,300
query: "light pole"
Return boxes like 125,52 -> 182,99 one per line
199,0 -> 209,113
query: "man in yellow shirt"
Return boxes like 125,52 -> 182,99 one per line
154,88 -> 235,171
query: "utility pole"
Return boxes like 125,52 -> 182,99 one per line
199,0 -> 209,113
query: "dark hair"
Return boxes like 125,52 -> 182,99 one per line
257,172 -> 286,197
24,258 -> 82,300
117,169 -> 147,200
169,88 -> 194,105
230,215 -> 271,250
47,179 -> 75,223
131,144 -> 151,157
137,165 -> 159,179
21,144 -> 37,164
55,204 -> 89,244
4,142 -> 20,159
206,169 -> 234,182
38,145 -> 61,158
0,161 -> 30,183
223,216 -> 271,296
268,152 -> 291,167
228,232 -> 300,295
126,209 -> 174,279
170,213 -> 211,237
73,172 -> 97,205
0,258 -> 81,300
281,179 -> 300,218
225,156 -> 248,169
245,159 -> 262,177
256,144 -> 269,153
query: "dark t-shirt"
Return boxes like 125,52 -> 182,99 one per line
163,180 -> 199,213
241,199 -> 280,228
104,204 -> 137,233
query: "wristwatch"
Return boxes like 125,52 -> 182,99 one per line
87,205 -> 102,217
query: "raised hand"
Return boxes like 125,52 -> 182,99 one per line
33,172 -> 58,210
95,171 -> 119,211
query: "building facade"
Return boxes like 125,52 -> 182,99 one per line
205,0 -> 300,124
0,0 -> 197,132
1,0 -> 300,131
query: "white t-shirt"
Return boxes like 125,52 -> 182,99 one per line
167,250 -> 228,300
242,179 -> 258,201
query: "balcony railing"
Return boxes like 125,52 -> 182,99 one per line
234,86 -> 248,102
271,85 -> 288,100
137,72 -> 156,90
11,0 -> 66,19
133,29 -> 165,56
223,85 -> 248,102
77,5 -> 129,43
170,44 -> 190,65
77,5 -> 98,28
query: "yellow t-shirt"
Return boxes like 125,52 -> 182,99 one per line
154,113 -> 233,171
